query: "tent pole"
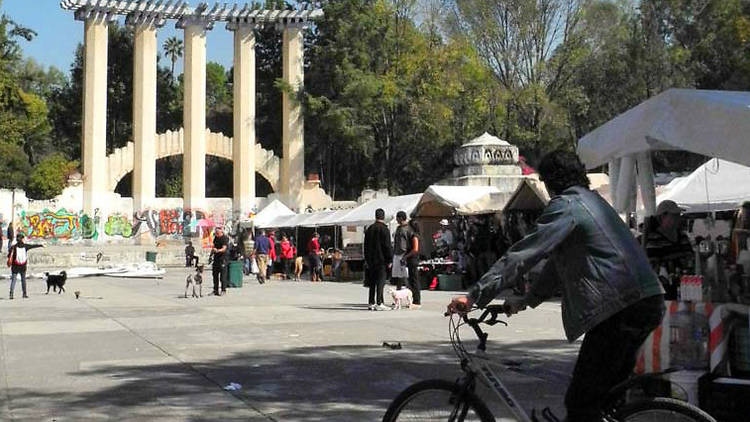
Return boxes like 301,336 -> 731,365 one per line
609,158 -> 621,208
615,155 -> 636,213
636,152 -> 657,217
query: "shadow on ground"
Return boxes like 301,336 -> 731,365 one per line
5,338 -> 577,421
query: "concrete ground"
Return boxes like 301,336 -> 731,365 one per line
0,269 -> 579,421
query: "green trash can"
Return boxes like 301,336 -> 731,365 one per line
228,260 -> 243,288
146,251 -> 157,263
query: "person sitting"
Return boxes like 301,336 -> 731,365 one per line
185,241 -> 198,267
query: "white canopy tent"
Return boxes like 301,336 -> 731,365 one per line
252,199 -> 295,228
411,185 -> 501,217
577,89 -> 750,216
330,194 -> 423,227
656,159 -> 750,213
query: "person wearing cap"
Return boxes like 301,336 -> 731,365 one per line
433,219 -> 454,258
641,199 -> 694,299
448,150 -> 664,421
7,233 -> 44,299
364,208 -> 393,311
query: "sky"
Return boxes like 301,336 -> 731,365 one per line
1,0 -> 265,75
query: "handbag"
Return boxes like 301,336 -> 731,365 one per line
6,246 -> 13,267
250,258 -> 259,274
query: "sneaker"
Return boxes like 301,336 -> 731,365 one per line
376,304 -> 391,311
367,304 -> 376,310
22,294 -> 28,299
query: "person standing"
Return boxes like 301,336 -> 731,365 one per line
392,211 -> 411,289
185,241 -> 198,267
403,219 -> 422,309
211,227 -> 229,296
267,231 -> 277,280
7,233 -> 44,299
254,229 -> 271,284
364,208 -> 393,311
307,232 -> 321,282
280,235 -> 293,279
7,222 -> 13,251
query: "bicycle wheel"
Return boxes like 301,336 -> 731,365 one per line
382,379 -> 495,422
616,397 -> 716,422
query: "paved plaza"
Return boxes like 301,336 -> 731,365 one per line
0,270 -> 579,421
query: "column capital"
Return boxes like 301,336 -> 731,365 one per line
74,7 -> 116,23
226,20 -> 261,32
276,21 -> 308,31
125,12 -> 166,30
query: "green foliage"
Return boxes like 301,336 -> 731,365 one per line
26,153 -> 78,199
162,36 -> 183,79
0,142 -> 30,189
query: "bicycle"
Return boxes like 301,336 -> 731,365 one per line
382,304 -> 717,422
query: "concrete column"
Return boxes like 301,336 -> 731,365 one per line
82,16 -> 108,216
230,24 -> 256,217
183,24 -> 207,210
280,24 -> 305,209
132,24 -> 158,211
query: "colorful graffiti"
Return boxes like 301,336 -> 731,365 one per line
15,207 -> 233,246
19,208 -> 99,241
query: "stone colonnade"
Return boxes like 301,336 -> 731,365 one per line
63,1 -> 322,216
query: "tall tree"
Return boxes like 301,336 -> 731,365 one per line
162,36 -> 183,79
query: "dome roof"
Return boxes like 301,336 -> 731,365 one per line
454,132 -> 519,167
461,132 -> 512,147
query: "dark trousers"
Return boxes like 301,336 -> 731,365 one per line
406,260 -> 420,305
565,294 -> 665,421
368,266 -> 387,305
212,261 -> 227,293
186,255 -> 198,267
282,258 -> 291,279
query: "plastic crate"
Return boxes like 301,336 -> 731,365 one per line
438,274 -> 463,291
698,373 -> 750,422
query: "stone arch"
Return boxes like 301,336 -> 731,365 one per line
106,129 -> 280,193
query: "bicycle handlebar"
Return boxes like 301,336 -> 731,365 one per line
445,304 -> 509,352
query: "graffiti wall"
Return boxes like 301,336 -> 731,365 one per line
16,207 -> 239,247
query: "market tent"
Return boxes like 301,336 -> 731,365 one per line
576,89 -> 750,216
503,179 -> 549,212
331,194 -> 423,226
577,89 -> 750,169
252,199 -> 295,228
411,185 -> 501,217
656,158 -> 750,213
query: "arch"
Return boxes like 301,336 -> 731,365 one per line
106,129 -> 280,193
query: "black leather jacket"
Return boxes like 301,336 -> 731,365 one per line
469,186 -> 663,341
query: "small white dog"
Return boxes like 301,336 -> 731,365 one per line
389,287 -> 413,310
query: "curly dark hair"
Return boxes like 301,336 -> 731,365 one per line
537,150 -> 590,195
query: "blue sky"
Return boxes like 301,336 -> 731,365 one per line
1,0 -> 260,75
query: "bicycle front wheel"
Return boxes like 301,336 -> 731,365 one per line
383,379 -> 495,422
616,397 -> 716,422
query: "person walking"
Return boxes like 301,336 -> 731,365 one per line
391,211 -> 412,290
6,222 -> 13,251
403,219 -> 422,309
254,229 -> 271,284
267,231 -> 277,280
364,208 -> 393,311
280,235 -> 293,279
307,232 -> 322,282
7,233 -> 44,299
211,227 -> 229,296
448,150 -> 665,421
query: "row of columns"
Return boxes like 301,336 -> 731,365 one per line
80,13 -> 305,216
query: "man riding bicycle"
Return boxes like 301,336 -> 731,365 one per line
449,150 -> 665,421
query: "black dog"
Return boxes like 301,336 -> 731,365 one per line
45,271 -> 67,294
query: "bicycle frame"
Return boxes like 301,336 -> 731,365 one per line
461,350 -> 534,422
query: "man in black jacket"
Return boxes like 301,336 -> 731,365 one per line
364,208 -> 393,311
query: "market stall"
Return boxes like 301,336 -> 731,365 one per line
577,88 -> 750,418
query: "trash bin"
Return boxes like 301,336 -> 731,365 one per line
146,251 -> 157,263
228,260 -> 243,288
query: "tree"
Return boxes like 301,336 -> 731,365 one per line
26,153 -> 78,199
162,36 -> 183,79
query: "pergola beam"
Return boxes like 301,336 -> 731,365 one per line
61,0 -> 323,24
